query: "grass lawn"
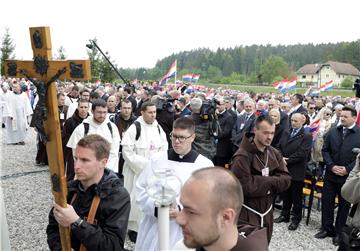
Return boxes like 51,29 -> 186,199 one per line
204,83 -> 355,97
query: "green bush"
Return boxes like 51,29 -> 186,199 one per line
341,77 -> 354,89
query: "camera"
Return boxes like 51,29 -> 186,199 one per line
199,98 -> 221,137
354,78 -> 360,98
155,97 -> 175,113
200,98 -> 219,120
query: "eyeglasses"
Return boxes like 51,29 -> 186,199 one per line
170,133 -> 193,142
325,113 -> 332,116
309,107 -> 315,110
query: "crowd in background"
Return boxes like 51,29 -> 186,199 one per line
1,76 -> 360,250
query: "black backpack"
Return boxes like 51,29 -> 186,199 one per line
83,122 -> 113,137
133,121 -> 161,141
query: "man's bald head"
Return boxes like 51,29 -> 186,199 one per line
187,167 -> 243,223
291,113 -> 306,129
292,113 -> 306,123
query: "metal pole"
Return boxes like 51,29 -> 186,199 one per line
89,40 -> 130,85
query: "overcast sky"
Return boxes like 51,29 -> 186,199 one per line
1,0 -> 359,69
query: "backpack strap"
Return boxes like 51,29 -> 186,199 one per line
83,123 -> 89,136
134,121 -> 161,141
134,121 -> 141,141
79,195 -> 101,251
107,122 -> 113,137
84,122 -> 113,138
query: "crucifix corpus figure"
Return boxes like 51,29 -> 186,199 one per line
5,26 -> 91,251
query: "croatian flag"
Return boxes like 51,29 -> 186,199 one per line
310,88 -> 321,97
192,74 -> 200,83
159,60 -> 177,85
182,74 -> 193,82
280,79 -> 297,93
307,118 -> 321,141
287,79 -> 297,90
159,77 -> 168,86
320,80 -> 333,92
274,79 -> 290,91
185,85 -> 193,93
273,81 -> 284,90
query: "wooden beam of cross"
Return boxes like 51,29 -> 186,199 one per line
4,27 -> 91,251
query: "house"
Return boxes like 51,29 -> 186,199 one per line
297,61 -> 360,87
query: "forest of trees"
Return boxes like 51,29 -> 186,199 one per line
1,27 -> 359,85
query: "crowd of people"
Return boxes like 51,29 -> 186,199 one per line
1,76 -> 360,251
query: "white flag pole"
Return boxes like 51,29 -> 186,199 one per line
174,60 -> 177,89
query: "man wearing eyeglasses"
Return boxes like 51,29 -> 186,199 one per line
135,117 -> 213,251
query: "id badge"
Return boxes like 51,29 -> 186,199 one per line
60,113 -> 65,120
240,123 -> 245,130
262,167 -> 269,177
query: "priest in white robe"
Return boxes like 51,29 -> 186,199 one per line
135,117 -> 213,251
0,82 -> 11,126
3,82 -> 33,145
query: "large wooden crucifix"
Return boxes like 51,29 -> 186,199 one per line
4,26 -> 91,251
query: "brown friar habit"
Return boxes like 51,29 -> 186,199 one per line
231,133 -> 291,242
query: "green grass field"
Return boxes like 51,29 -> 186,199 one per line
204,84 -> 355,97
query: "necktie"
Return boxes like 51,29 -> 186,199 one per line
291,129 -> 298,138
343,128 -> 348,139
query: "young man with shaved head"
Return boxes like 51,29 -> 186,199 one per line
176,167 -> 267,250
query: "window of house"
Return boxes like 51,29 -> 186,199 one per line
311,76 -> 313,79
302,75 -> 306,79
326,74 -> 329,78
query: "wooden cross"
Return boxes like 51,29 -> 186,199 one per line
4,26 -> 91,251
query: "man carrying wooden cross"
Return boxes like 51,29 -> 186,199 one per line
47,134 -> 130,251
4,26 -> 128,250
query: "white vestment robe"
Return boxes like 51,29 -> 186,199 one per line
135,149 -> 213,251
122,116 -> 168,232
3,92 -> 33,144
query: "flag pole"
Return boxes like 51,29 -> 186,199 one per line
174,60 -> 177,89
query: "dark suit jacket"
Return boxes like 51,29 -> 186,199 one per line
231,113 -> 256,149
227,108 -> 238,123
279,127 -> 313,181
216,110 -> 235,158
279,109 -> 289,132
322,125 -> 360,183
271,123 -> 288,150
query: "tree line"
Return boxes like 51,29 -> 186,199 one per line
1,27 -> 359,85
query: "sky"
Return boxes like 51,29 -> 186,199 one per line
1,0 -> 359,69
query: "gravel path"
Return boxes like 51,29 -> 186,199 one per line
1,127 -> 337,250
